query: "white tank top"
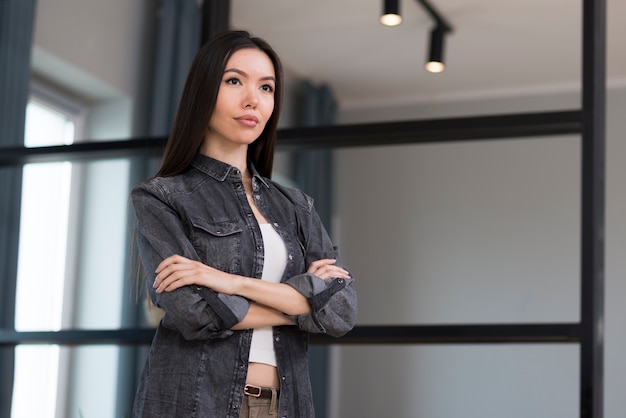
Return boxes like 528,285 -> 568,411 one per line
248,223 -> 287,367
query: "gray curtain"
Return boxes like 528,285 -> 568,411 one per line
295,81 -> 337,226
0,1 -> 37,416
149,0 -> 202,136
294,80 -> 338,418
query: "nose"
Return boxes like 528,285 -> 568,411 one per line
244,88 -> 258,109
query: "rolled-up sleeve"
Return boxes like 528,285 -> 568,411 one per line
285,273 -> 356,337
131,181 -> 250,341
284,192 -> 357,337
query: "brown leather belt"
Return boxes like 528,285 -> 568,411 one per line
244,384 -> 278,399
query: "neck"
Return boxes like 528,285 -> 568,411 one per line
200,141 -> 248,174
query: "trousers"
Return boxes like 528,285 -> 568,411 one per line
239,388 -> 279,418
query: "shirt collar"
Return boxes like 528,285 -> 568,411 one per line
191,153 -> 270,188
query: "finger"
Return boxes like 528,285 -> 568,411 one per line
153,260 -> 196,289
313,263 -> 348,275
161,272 -> 190,293
155,254 -> 191,274
312,265 -> 351,280
155,255 -> 177,274
306,259 -> 337,273
155,269 -> 195,293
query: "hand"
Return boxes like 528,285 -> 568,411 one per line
153,254 -> 236,294
306,259 -> 351,280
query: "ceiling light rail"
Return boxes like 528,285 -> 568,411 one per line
380,0 -> 454,73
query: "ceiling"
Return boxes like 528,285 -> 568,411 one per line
230,0 -> 625,110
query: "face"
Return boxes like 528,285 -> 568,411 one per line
206,48 -> 276,151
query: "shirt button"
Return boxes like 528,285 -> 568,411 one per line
288,254 -> 293,260
338,279 -> 344,284
273,222 -> 279,227
275,336 -> 280,342
257,245 -> 262,250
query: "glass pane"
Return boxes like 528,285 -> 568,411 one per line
15,158 -> 134,331
24,101 -> 74,147
15,162 -> 71,331
12,345 -> 60,418
12,345 -> 141,418
16,101 -> 74,332
71,159 -> 131,329
332,344 -> 579,418
334,135 -> 581,324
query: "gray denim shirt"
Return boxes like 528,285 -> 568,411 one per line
131,154 -> 357,418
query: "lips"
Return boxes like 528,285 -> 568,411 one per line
235,114 -> 259,127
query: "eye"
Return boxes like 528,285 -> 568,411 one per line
261,84 -> 274,93
225,77 -> 241,86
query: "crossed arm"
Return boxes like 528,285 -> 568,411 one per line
152,254 -> 350,330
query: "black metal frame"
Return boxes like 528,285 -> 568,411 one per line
579,1 -> 606,416
0,0 -> 606,416
0,110 -> 582,166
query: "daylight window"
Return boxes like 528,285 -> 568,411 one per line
12,98 -> 77,418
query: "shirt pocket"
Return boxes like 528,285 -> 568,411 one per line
189,217 -> 243,273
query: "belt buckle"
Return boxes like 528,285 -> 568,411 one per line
244,384 -> 262,397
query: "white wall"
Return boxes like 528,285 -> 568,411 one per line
32,0 -> 147,100
32,0 -> 154,141
331,87 -> 626,417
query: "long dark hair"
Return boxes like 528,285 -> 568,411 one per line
157,30 -> 283,178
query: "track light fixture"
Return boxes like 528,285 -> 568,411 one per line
425,26 -> 446,73
380,0 -> 453,73
380,0 -> 402,26
416,0 -> 452,73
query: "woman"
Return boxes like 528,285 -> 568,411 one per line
131,30 -> 357,418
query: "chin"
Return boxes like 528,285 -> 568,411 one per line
237,135 -> 262,145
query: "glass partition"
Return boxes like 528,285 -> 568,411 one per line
12,344 -> 139,418
334,135 -> 581,325
11,342 -> 579,418
4,2 -> 595,417
15,158 -> 136,332
12,132 -> 581,331
331,343 -> 579,417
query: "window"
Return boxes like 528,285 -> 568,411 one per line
12,95 -> 80,418
11,81 -> 139,417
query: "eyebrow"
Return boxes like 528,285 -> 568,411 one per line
224,68 -> 276,82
